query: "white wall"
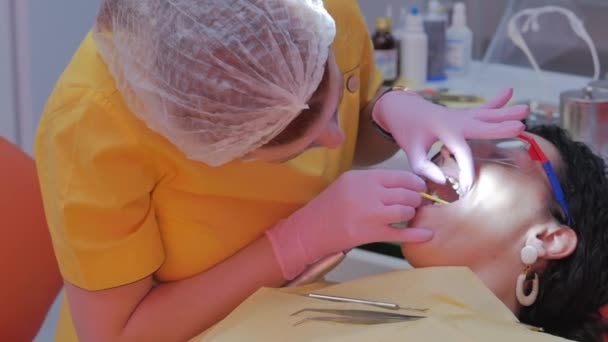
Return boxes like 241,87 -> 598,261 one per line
27,0 -> 100,125
0,1 -> 99,152
0,1 -> 17,144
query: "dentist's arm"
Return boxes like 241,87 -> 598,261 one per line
65,236 -> 284,342
65,169 -> 433,342
353,87 -> 401,167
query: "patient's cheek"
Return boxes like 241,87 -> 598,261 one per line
464,168 -> 530,214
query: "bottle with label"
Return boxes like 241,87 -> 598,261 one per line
424,0 -> 447,82
373,16 -> 399,86
446,2 -> 473,76
400,7 -> 428,86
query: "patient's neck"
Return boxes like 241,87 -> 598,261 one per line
473,264 -> 522,315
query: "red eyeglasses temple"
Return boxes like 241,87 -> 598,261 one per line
517,134 -> 549,163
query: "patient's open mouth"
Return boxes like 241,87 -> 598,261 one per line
429,175 -> 464,204
427,147 -> 473,205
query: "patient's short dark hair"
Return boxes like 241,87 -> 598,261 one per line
521,125 -> 608,342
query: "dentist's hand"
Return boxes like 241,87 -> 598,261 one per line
266,170 -> 433,280
372,88 -> 529,192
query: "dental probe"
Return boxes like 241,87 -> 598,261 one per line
419,192 -> 449,205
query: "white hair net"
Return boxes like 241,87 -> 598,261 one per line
93,0 -> 336,166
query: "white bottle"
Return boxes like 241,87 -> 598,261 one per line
394,7 -> 409,38
446,2 -> 473,76
400,7 -> 428,86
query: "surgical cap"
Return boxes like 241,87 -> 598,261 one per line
93,0 -> 336,166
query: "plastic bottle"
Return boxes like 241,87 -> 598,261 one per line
400,7 -> 428,86
373,16 -> 399,86
442,1 -> 455,26
394,7 -> 409,85
394,7 -> 409,38
446,2 -> 473,76
424,0 -> 447,82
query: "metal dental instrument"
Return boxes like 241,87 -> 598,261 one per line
293,316 -> 417,326
301,293 -> 428,312
419,192 -> 449,205
291,308 -> 424,319
291,308 -> 425,326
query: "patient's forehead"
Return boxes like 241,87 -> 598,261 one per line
525,133 -> 562,169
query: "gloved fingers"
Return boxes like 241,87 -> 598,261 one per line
462,120 -> 525,140
373,169 -> 426,192
477,88 -> 513,109
441,135 -> 474,194
378,225 -> 434,244
383,204 -> 417,224
381,188 -> 423,207
470,104 -> 530,122
404,142 -> 447,185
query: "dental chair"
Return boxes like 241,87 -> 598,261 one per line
0,138 -> 62,341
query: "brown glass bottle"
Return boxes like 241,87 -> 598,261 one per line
372,16 -> 399,86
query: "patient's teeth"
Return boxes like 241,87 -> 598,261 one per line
446,176 -> 465,198
448,177 -> 459,189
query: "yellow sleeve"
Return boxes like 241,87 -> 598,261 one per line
324,0 -> 384,111
35,89 -> 165,291
355,5 -> 384,110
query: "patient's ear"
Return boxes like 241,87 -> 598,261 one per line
526,223 -> 577,260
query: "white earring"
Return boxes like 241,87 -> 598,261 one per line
516,245 -> 539,306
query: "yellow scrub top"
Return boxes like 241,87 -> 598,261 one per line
34,1 -> 383,340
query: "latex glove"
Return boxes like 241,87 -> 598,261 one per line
372,88 -> 529,192
266,169 -> 432,280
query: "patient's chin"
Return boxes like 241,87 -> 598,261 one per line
400,242 -> 437,268
406,204 -> 448,234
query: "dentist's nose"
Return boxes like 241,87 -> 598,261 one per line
315,120 -> 344,149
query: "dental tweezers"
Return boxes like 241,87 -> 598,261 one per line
291,308 -> 425,326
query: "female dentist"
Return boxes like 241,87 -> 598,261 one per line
35,0 -> 528,341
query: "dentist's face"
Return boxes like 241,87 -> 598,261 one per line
246,51 -> 345,163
